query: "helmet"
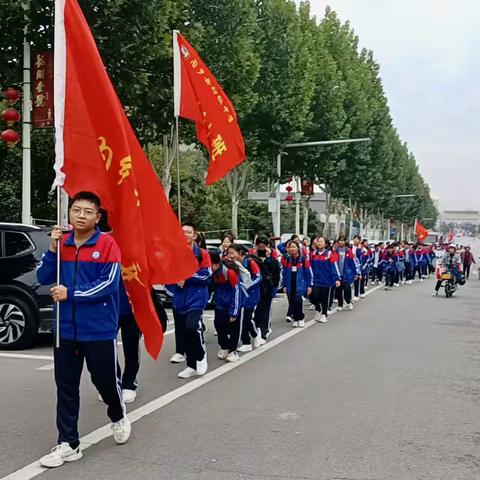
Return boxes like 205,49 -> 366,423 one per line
458,274 -> 466,286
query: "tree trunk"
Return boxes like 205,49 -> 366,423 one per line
226,163 -> 249,237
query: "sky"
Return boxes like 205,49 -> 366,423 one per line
306,0 -> 480,211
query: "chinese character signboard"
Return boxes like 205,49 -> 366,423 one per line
33,52 -> 54,128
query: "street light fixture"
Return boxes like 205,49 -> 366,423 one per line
272,137 -> 371,238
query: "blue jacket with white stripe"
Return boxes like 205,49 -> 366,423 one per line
165,244 -> 212,314
309,249 -> 340,287
212,264 -> 243,317
36,228 -> 121,341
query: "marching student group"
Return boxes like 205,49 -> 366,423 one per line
35,191 -> 471,468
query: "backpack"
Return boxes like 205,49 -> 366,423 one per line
247,254 -> 280,295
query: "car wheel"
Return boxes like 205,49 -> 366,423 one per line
0,295 -> 38,350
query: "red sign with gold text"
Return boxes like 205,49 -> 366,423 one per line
33,52 -> 54,128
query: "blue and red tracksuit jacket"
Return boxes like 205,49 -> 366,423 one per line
165,244 -> 211,313
410,249 -> 425,267
212,264 -> 243,317
359,247 -> 372,275
381,252 -> 396,273
36,228 -> 121,341
309,249 -> 340,288
334,247 -> 358,284
242,257 -> 262,309
281,254 -> 312,297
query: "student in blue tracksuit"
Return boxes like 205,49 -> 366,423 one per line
281,240 -> 312,328
334,236 -> 358,311
309,236 -> 340,323
383,245 -> 396,289
358,240 -> 371,296
227,245 -> 263,352
404,242 -> 414,284
210,252 -> 244,363
351,235 -> 363,300
410,244 -> 424,282
36,192 -> 129,468
165,222 -> 211,379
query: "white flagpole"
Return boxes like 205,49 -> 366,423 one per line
53,0 -> 67,348
172,30 -> 182,221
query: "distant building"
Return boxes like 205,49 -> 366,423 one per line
440,210 -> 480,226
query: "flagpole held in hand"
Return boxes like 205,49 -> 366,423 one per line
55,186 -> 61,348
175,115 -> 181,222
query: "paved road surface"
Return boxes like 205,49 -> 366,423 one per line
1,274 -> 479,480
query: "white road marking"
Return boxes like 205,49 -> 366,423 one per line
0,353 -> 53,361
1,284 -> 382,480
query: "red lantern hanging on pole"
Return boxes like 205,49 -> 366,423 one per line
1,129 -> 21,148
285,194 -> 294,203
2,107 -> 21,127
286,185 -> 293,193
4,87 -> 21,105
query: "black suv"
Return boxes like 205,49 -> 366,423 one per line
0,223 -> 54,349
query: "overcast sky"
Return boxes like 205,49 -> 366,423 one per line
306,0 -> 480,210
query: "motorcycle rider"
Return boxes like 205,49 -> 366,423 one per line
433,244 -> 462,296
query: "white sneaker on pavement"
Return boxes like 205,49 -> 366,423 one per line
238,344 -> 253,353
313,312 -> 322,322
308,304 -> 316,310
432,292 -> 438,296
352,296 -> 359,302
122,389 -> 137,404
196,356 -> 208,375
256,337 -> 266,347
291,321 -> 299,328
266,328 -> 272,338
112,416 -> 131,444
337,306 -> 343,312
318,314 -> 328,323
226,351 -> 240,363
170,353 -> 186,363
286,316 -> 292,323
360,294 -> 366,298
298,320 -> 305,328
394,283 -> 400,288
346,303 -> 353,311
217,349 -> 229,360
178,367 -> 198,379
39,443 -> 82,468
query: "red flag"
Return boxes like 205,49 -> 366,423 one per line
173,31 -> 246,185
447,227 -> 455,243
415,220 -> 429,242
53,0 -> 198,359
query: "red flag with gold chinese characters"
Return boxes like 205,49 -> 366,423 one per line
415,220 -> 429,242
173,31 -> 246,185
53,0 -> 198,359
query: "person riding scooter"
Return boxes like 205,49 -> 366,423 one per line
433,244 -> 463,296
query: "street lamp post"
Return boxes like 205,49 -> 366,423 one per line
273,137 -> 371,239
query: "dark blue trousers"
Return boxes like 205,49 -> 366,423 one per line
54,339 -> 124,448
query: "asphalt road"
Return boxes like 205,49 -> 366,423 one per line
1,253 -> 479,479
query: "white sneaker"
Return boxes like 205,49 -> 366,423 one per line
308,304 -> 316,310
217,349 -> 229,360
170,353 -> 186,363
286,316 -> 292,323
226,351 -> 240,363
122,389 -> 137,404
360,294 -> 366,298
253,335 -> 263,348
394,283 -> 400,288
346,303 -> 353,311
313,312 -> 322,322
39,443 -> 82,468
352,296 -> 359,302
432,292 -> 438,297
291,321 -> 299,328
298,320 -> 305,328
111,416 -> 131,444
238,344 -> 252,353
420,279 -> 424,283
266,328 -> 272,338
337,306 -> 344,312
196,356 -> 208,375
178,367 -> 198,379
318,314 -> 328,323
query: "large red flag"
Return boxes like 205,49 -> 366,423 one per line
415,220 -> 429,242
173,31 -> 246,185
53,0 -> 198,358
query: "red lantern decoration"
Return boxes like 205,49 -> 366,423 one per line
4,87 -> 21,105
285,194 -> 294,203
1,129 -> 21,148
301,180 -> 314,196
286,185 -> 293,193
2,108 -> 21,127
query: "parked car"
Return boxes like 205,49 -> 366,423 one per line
0,223 -> 54,349
205,238 -> 254,253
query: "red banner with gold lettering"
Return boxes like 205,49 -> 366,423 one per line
415,220 -> 429,243
54,0 -> 198,358
32,51 -> 54,128
173,31 -> 246,185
